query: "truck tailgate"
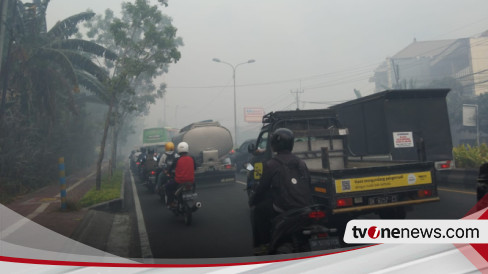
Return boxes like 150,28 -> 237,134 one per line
311,162 -> 439,214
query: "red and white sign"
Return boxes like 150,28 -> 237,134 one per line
244,107 -> 265,123
393,132 -> 414,148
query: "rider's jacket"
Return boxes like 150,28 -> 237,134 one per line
250,151 -> 313,212
174,154 -> 196,184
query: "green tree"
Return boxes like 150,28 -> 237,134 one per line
83,0 -> 182,189
0,0 -> 116,195
1,1 -> 116,121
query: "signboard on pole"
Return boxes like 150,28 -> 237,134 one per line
244,107 -> 265,123
462,104 -> 480,145
463,104 -> 477,127
143,128 -> 166,144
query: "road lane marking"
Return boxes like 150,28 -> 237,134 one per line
236,180 -> 246,186
438,187 -> 476,195
129,170 -> 154,262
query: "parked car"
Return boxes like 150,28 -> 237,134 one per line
230,139 -> 256,171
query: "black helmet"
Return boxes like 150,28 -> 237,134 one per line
270,128 -> 294,152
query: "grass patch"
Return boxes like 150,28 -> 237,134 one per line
78,169 -> 123,208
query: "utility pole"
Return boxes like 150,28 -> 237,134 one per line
291,81 -> 304,110
0,0 -> 9,70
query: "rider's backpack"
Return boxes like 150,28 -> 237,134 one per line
164,152 -> 176,169
272,156 -> 313,212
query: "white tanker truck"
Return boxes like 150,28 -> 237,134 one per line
172,120 -> 235,183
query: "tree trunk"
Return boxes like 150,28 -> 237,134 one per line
0,38 -> 13,120
109,123 -> 118,178
111,125 -> 120,173
95,102 -> 113,190
109,104 -> 119,178
0,0 -> 9,71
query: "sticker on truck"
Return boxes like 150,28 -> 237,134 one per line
254,162 -> 263,180
335,171 -> 432,193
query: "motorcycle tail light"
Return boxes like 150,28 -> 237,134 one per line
318,233 -> 329,238
151,171 -> 156,175
308,211 -> 326,219
136,162 -> 140,165
225,164 -> 232,169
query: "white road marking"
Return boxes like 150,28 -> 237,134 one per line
129,170 -> 154,262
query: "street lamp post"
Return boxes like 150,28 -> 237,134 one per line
212,58 -> 255,146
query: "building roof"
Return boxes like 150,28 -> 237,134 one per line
393,39 -> 458,59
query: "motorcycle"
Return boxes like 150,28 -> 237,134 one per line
245,163 -> 258,199
245,164 -> 340,254
163,182 -> 202,225
143,155 -> 161,192
267,204 -> 341,255
145,167 -> 161,193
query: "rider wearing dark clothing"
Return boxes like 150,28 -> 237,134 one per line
249,128 -> 313,255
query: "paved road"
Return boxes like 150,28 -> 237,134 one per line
127,170 -> 479,259
132,172 -> 253,258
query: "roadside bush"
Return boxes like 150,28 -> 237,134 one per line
78,169 -> 123,208
453,143 -> 488,168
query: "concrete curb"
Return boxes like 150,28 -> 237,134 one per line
87,169 -> 126,212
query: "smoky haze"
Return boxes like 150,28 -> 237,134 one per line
46,0 -> 488,145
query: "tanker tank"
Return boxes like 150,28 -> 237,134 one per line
172,120 -> 235,183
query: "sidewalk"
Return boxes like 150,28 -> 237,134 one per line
4,164 -> 114,244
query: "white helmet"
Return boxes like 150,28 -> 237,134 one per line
177,142 -> 189,153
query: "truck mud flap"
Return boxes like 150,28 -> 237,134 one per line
332,197 -> 440,214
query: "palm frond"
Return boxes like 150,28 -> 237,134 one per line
27,47 -> 79,91
61,50 -> 109,82
74,94 -> 106,105
47,11 -> 95,40
50,39 -> 117,60
75,69 -> 110,104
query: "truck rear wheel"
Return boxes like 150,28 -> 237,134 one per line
379,206 -> 406,219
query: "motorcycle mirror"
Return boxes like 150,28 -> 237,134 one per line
246,163 -> 254,171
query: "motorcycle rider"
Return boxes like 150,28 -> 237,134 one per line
143,147 -> 159,186
248,128 -> 313,255
156,142 -> 178,193
164,142 -> 196,207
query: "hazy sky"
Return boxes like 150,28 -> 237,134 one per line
46,0 -> 488,142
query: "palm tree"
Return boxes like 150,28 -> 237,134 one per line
1,0 -> 116,122
0,0 -> 116,192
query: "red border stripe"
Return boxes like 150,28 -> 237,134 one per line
0,245 -> 374,268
